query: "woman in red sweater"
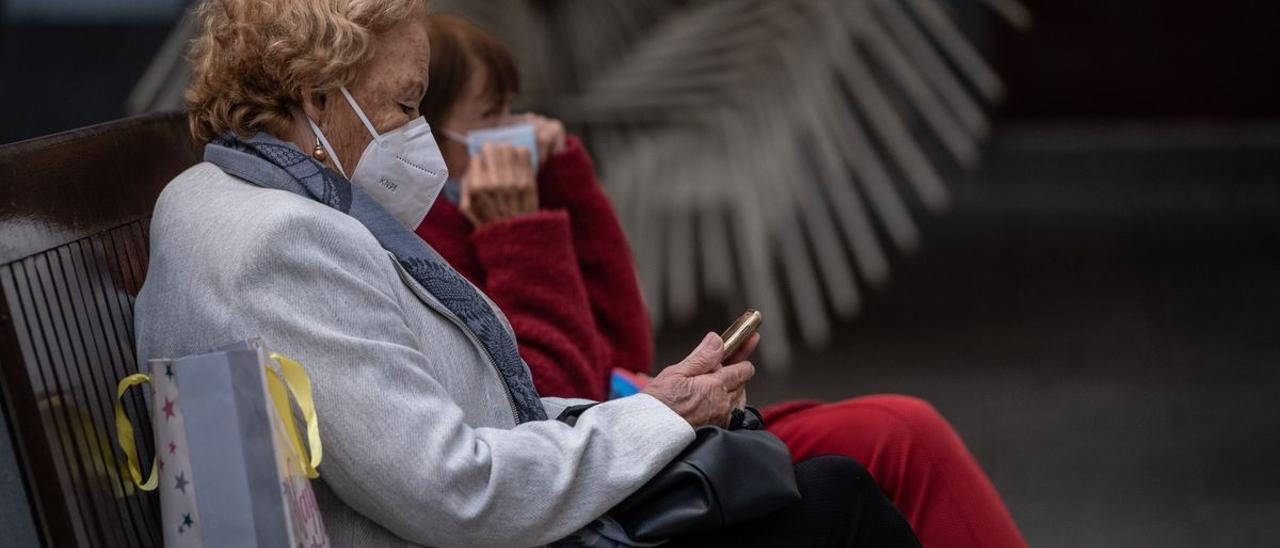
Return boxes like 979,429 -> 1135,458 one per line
417,14 -> 1026,548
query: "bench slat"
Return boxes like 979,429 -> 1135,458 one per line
0,112 -> 196,546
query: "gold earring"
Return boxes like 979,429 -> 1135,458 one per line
312,138 -> 328,162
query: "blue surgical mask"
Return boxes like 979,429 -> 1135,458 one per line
441,176 -> 464,204
443,123 -> 539,171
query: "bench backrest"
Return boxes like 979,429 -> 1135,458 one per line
0,113 -> 200,546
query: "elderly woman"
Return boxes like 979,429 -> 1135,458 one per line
416,14 -> 1027,548
136,1 -> 919,547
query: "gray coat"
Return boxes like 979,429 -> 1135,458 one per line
135,163 -> 695,547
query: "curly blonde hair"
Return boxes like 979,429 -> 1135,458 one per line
186,0 -> 428,144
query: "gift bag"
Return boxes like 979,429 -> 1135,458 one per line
115,339 -> 330,547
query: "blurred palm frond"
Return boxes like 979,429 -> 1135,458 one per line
432,0 -> 1029,368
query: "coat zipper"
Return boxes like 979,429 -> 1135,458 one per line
390,257 -> 521,424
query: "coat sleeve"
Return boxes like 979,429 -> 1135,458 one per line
538,136 -> 656,377
468,209 -> 612,400
230,210 -> 694,547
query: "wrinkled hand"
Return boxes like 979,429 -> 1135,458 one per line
518,113 -> 567,166
642,332 -> 759,428
460,142 -> 537,227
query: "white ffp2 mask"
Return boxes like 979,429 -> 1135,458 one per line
308,86 -> 448,230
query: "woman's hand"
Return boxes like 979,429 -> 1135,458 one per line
460,142 -> 538,227
520,113 -> 568,166
642,332 -> 758,428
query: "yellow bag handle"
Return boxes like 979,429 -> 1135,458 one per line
114,373 -> 159,491
265,352 -> 323,479
114,352 -> 323,485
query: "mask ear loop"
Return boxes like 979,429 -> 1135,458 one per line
306,116 -> 348,179
339,86 -> 383,140
440,129 -> 468,144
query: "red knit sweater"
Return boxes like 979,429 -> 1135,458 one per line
415,136 -> 653,400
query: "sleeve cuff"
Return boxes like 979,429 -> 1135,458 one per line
587,393 -> 695,444
538,135 -> 598,201
470,209 -> 573,260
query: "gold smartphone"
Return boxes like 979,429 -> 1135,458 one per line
720,309 -> 763,359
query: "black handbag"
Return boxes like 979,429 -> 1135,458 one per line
557,405 -> 801,542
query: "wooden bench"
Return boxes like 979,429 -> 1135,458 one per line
0,113 -> 200,546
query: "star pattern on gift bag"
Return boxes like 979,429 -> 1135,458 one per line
153,360 -> 204,544
149,347 -> 333,546
162,396 -> 176,420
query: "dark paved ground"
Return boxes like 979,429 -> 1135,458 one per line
656,122 -> 1280,547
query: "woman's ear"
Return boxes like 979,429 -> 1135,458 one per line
300,85 -> 328,122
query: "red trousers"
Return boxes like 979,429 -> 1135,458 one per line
763,395 -> 1027,548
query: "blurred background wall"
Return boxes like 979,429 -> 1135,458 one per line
4,0 -> 184,22
1,1 -> 1278,546
0,0 -> 184,144
5,1 -> 1280,140
995,1 -> 1280,118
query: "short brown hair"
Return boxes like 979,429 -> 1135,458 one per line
185,0 -> 428,144
421,14 -> 520,132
